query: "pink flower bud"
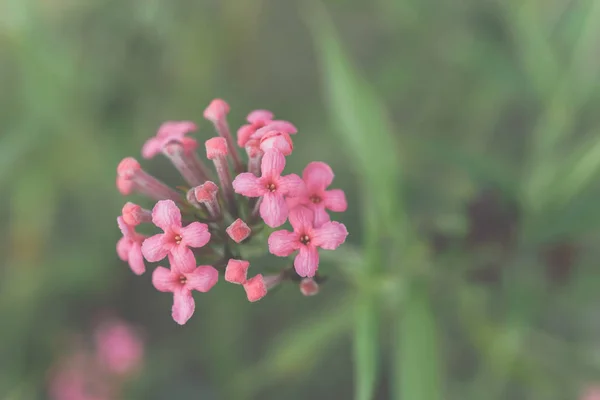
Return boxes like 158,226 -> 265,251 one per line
203,99 -> 230,122
226,218 -> 251,243
260,130 -> 293,156
243,274 -> 267,302
117,157 -> 141,180
121,202 -> 152,226
194,181 -> 221,219
299,278 -> 319,296
203,99 -> 243,172
225,259 -> 250,284
205,137 -> 228,160
247,109 -> 274,123
116,157 -> 181,201
117,176 -> 135,195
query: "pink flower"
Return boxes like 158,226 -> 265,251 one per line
243,274 -> 267,302
287,162 -> 347,227
581,386 -> 600,400
225,259 -> 250,284
232,150 -> 303,227
152,254 -> 218,324
259,130 -> 293,156
141,121 -> 197,159
49,353 -> 112,400
141,200 -> 211,267
237,110 -> 297,147
95,320 -> 143,376
117,217 -> 147,275
268,207 -> 348,277
226,219 -> 251,243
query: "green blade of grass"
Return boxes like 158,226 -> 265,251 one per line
395,283 -> 441,400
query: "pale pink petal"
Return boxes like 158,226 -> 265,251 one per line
268,230 -> 300,256
127,242 -> 146,275
237,124 -> 255,147
117,237 -> 131,261
251,121 -> 297,139
232,173 -> 266,197
151,200 -> 182,231
324,189 -> 347,212
294,246 -> 319,277
312,221 -> 348,249
289,206 -> 315,233
117,217 -> 135,238
185,266 -> 219,292
169,246 -> 196,274
180,222 -> 211,248
117,176 -> 135,195
312,206 -> 331,228
243,274 -> 267,302
303,162 -> 334,192
141,234 -> 171,262
259,131 -> 293,155
172,289 -> 195,325
141,137 -> 162,159
261,150 -> 286,180
278,174 -> 304,196
247,109 -> 274,123
152,267 -> 176,292
260,192 -> 288,227
285,195 -> 304,210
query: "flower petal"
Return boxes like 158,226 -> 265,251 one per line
278,173 -> 304,197
294,246 -> 319,277
151,200 -> 182,231
180,222 -> 211,248
247,109 -> 274,123
260,192 -> 288,228
141,137 -> 162,159
169,247 -> 196,274
127,242 -> 146,275
186,266 -> 219,292
324,189 -> 347,212
117,217 -> 135,238
312,206 -> 331,228
243,275 -> 267,302
261,150 -> 285,180
141,234 -> 171,262
268,230 -> 300,256
303,162 -> 334,192
152,267 -> 176,292
172,289 -> 195,325
225,259 -> 250,284
237,124 -> 255,147
117,237 -> 131,261
232,173 -> 266,197
288,206 -> 315,233
312,221 -> 348,250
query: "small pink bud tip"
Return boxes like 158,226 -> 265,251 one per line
299,278 -> 319,296
260,130 -> 293,156
122,202 -> 151,226
116,176 -> 135,195
225,259 -> 250,284
203,99 -> 230,122
194,181 -> 219,202
226,219 -> 251,243
117,157 -> 141,179
243,274 -> 267,302
247,109 -> 274,124
205,137 -> 228,160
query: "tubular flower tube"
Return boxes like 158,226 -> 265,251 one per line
114,97 -> 350,323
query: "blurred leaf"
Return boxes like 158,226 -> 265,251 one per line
395,283 -> 441,400
354,293 -> 380,400
305,1 -> 404,238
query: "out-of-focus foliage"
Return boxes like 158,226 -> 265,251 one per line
1,0 -> 600,399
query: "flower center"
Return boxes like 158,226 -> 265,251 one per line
300,234 -> 311,245
174,235 -> 182,244
179,275 -> 187,284
266,182 -> 276,192
310,195 -> 322,204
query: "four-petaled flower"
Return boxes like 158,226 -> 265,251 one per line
117,217 -> 147,275
287,162 -> 347,227
268,206 -> 348,277
232,150 -> 303,227
152,254 -> 219,325
141,200 -> 211,267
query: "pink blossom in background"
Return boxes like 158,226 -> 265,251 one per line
116,217 -> 147,275
152,254 -> 219,324
141,121 -> 197,159
49,353 -> 111,400
268,206 -> 348,277
287,162 -> 347,227
232,150 -> 303,227
141,200 -> 211,267
94,320 -> 143,376
581,386 -> 600,400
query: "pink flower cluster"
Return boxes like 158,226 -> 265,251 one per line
116,98 -> 348,324
48,318 -> 144,400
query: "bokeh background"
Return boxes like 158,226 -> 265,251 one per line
2,0 -> 600,399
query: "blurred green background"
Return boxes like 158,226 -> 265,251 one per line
2,0 -> 600,399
